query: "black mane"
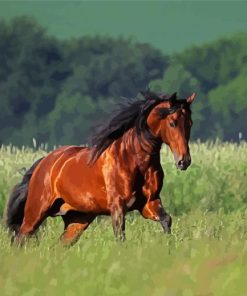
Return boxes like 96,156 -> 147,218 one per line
88,90 -> 189,164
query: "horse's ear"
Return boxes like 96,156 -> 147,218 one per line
186,92 -> 197,104
169,92 -> 177,103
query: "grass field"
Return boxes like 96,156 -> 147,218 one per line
0,142 -> 246,295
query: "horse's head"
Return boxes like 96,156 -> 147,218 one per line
147,92 -> 196,170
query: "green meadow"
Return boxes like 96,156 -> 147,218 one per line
0,142 -> 246,295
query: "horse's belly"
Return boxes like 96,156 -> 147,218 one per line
57,179 -> 109,213
67,190 -> 108,214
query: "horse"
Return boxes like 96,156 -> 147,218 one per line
6,90 -> 196,246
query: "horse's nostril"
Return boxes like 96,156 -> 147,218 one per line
178,160 -> 184,166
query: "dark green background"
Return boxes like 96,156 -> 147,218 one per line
0,1 -> 246,146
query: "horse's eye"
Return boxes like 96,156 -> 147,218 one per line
169,121 -> 177,128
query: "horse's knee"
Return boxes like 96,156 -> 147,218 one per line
141,199 -> 163,220
140,200 -> 172,233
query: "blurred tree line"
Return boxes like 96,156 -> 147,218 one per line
0,17 -> 246,147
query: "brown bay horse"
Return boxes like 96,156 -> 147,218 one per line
6,90 -> 196,245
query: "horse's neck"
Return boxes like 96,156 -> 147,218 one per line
122,128 -> 162,171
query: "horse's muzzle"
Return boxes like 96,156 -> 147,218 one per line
176,157 -> 191,171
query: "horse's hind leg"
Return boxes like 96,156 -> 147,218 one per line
60,211 -> 95,247
16,195 -> 51,245
16,212 -> 49,245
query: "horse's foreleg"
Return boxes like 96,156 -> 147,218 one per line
141,199 -> 172,234
110,200 -> 126,241
60,212 -> 95,246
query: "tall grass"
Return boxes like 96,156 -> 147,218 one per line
0,141 -> 246,217
0,142 -> 246,295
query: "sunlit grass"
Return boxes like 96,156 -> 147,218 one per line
0,211 -> 246,295
0,141 -> 246,295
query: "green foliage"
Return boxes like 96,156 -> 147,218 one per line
175,33 -> 247,92
0,17 -> 167,146
0,16 -> 246,295
150,62 -> 201,97
46,93 -> 115,146
0,143 -> 246,294
0,208 -> 246,294
149,62 -> 205,139
64,38 -> 167,99
172,33 -> 247,141
0,17 -> 70,146
161,141 -> 247,214
1,17 -> 247,145
0,142 -> 246,218
208,72 -> 247,140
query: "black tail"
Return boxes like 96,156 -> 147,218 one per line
5,157 -> 44,234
